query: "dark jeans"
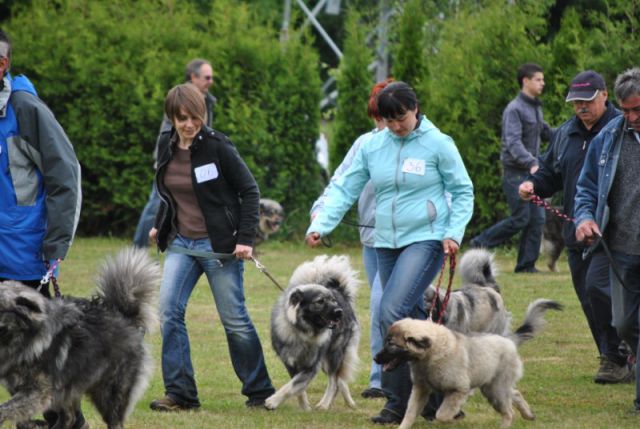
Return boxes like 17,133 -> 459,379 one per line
472,170 -> 545,271
132,182 -> 161,248
376,240 -> 445,417
567,249 -> 626,364
609,250 -> 640,403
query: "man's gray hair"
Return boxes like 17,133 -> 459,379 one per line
614,67 -> 640,101
0,41 -> 9,59
184,59 -> 211,82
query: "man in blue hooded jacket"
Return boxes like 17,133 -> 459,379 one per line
575,67 -> 640,413
0,29 -> 84,428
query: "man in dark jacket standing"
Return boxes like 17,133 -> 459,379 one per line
0,30 -> 85,428
470,63 -> 553,273
519,70 -> 632,384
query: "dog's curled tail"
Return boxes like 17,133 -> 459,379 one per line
288,254 -> 360,305
458,248 -> 499,289
95,247 -> 161,332
511,299 -> 563,346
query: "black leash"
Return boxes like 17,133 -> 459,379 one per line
591,232 -> 635,293
320,218 -> 374,248
250,257 -> 285,291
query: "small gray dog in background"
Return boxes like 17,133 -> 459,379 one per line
425,248 -> 511,335
0,247 -> 159,429
255,198 -> 285,246
265,254 -> 360,411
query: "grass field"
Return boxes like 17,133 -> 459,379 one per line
2,237 -> 638,429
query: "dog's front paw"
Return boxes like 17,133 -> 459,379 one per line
264,395 -> 279,410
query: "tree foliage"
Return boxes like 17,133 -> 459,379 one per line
5,0 -> 322,237
330,8 -> 373,171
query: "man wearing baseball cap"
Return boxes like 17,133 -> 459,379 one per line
520,70 -> 631,384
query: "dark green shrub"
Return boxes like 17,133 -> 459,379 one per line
6,0 -> 322,238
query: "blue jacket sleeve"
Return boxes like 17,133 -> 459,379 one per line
307,144 -> 370,237
310,131 -> 372,218
438,137 -> 474,244
574,134 -> 603,227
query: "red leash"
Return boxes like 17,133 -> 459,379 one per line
429,252 -> 456,324
530,194 -> 575,223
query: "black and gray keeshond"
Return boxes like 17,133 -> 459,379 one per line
265,255 -> 360,411
0,247 -> 160,429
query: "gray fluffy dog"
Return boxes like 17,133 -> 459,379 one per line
376,299 -> 563,429
0,247 -> 160,429
425,248 -> 511,335
265,255 -> 360,411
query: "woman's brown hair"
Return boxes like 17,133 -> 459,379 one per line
164,83 -> 207,125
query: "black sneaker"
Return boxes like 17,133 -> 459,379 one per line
361,387 -> 386,399
150,396 -> 200,412
371,409 -> 402,425
245,397 -> 269,408
514,267 -> 539,274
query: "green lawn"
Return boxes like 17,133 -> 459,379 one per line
2,237 -> 638,428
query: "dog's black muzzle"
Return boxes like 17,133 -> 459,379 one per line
374,344 -> 411,371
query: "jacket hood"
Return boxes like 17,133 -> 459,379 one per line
9,73 -> 38,97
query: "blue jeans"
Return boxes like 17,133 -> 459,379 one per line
159,235 -> 274,406
376,240 -> 445,416
473,170 -> 545,271
132,183 -> 161,248
609,250 -> 640,404
363,245 -> 383,389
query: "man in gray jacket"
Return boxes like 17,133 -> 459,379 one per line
470,63 -> 553,273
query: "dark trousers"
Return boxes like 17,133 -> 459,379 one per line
473,170 -> 545,271
609,250 -> 640,403
567,249 -> 627,364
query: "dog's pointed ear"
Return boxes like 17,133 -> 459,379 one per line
289,289 -> 304,306
16,296 -> 43,314
406,335 -> 430,350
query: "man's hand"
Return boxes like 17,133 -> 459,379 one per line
575,220 -> 601,246
518,181 -> 535,201
233,244 -> 253,260
443,239 -> 459,255
149,227 -> 158,244
529,164 -> 539,174
305,232 -> 322,248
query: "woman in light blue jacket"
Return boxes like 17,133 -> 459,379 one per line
306,81 -> 474,424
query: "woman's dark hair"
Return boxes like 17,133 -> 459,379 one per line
367,78 -> 395,120
375,81 -> 419,120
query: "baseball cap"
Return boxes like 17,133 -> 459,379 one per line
566,70 -> 606,102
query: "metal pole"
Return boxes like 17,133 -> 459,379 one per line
301,0 -> 329,31
295,0 -> 343,59
281,0 -> 292,43
376,0 -> 390,82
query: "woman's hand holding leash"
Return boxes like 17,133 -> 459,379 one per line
234,244 -> 253,260
443,239 -> 459,255
305,232 -> 322,248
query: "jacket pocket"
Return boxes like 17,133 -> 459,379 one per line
426,200 -> 437,233
224,206 -> 238,237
